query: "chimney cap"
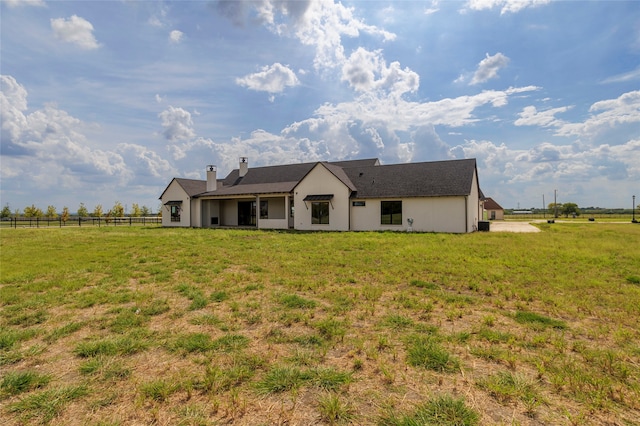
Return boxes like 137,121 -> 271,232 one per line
240,156 -> 248,163
207,165 -> 217,171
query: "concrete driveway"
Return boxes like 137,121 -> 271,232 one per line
488,221 -> 541,233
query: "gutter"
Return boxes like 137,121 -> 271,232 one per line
464,195 -> 468,233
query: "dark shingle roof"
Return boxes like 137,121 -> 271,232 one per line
344,159 -> 477,199
198,159 -> 377,197
483,197 -> 503,210
175,178 -> 207,197
178,157 -> 476,199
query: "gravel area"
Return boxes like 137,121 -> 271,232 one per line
488,221 -> 541,233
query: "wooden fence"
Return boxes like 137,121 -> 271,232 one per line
1,216 -> 161,228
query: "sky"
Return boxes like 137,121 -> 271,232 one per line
1,0 -> 639,213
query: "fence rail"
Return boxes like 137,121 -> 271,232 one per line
503,213 -> 635,221
1,216 -> 162,228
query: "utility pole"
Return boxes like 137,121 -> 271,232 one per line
543,194 -> 545,219
554,189 -> 557,218
633,195 -> 637,223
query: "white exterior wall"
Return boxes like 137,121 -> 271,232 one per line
201,200 -> 221,227
350,197 -> 468,233
467,170 -> 480,231
191,198 -> 201,228
160,180 -> 192,227
222,200 -> 239,226
294,165 -> 351,231
258,196 -> 289,230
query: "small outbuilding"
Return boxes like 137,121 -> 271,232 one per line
483,197 -> 504,220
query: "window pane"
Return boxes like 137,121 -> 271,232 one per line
312,202 -> 329,224
381,201 -> 401,225
260,200 -> 268,219
171,205 -> 181,222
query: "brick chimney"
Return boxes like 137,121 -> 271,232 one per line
239,157 -> 248,177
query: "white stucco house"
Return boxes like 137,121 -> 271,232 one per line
159,157 -> 484,233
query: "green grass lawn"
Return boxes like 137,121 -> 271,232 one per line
1,224 -> 639,425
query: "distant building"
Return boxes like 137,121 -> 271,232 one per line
160,157 -> 484,233
483,197 -> 504,220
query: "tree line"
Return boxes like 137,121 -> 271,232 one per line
1,202 -> 160,221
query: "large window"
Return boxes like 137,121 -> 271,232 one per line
170,205 -> 181,222
260,200 -> 268,219
312,202 -> 329,224
381,201 -> 402,225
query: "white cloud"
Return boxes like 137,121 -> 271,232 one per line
464,0 -> 551,14
341,48 -> 419,96
158,106 -> 196,142
1,75 -> 29,142
148,5 -> 168,27
118,143 -> 176,180
514,105 -> 571,127
236,63 -> 299,97
168,136 -> 216,161
453,137 -> 639,207
50,15 -> 100,50
291,0 -> 396,71
218,1 -> 396,72
424,1 -> 440,15
1,76 -> 131,191
169,30 -> 184,43
470,53 -> 510,85
555,90 -> 640,138
602,67 -> 640,84
277,85 -> 539,162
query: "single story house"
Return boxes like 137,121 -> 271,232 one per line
159,157 -> 484,233
483,197 -> 504,220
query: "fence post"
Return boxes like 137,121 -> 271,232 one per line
130,217 -> 132,226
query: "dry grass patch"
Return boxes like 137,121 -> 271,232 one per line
1,225 -> 639,425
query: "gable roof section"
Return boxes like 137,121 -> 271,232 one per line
159,178 -> 206,200
197,158 -> 376,197
344,159 -> 477,199
483,197 -> 503,210
316,162 -> 356,191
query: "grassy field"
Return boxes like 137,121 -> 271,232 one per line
1,224 -> 639,425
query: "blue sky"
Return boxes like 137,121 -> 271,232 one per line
1,0 -> 639,213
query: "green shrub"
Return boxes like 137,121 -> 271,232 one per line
75,335 -> 148,357
7,385 -> 87,423
1,371 -> 50,397
255,367 -> 309,394
279,293 -> 317,309
406,337 -> 459,372
381,314 -> 414,330
309,367 -> 352,391
210,290 -> 229,302
211,334 -> 250,352
409,279 -> 439,290
171,333 -> 213,354
315,318 -> 347,341
380,394 -> 479,426
514,311 -> 567,329
45,321 -> 83,343
140,380 -> 180,402
478,371 -> 542,414
318,392 -> 355,425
